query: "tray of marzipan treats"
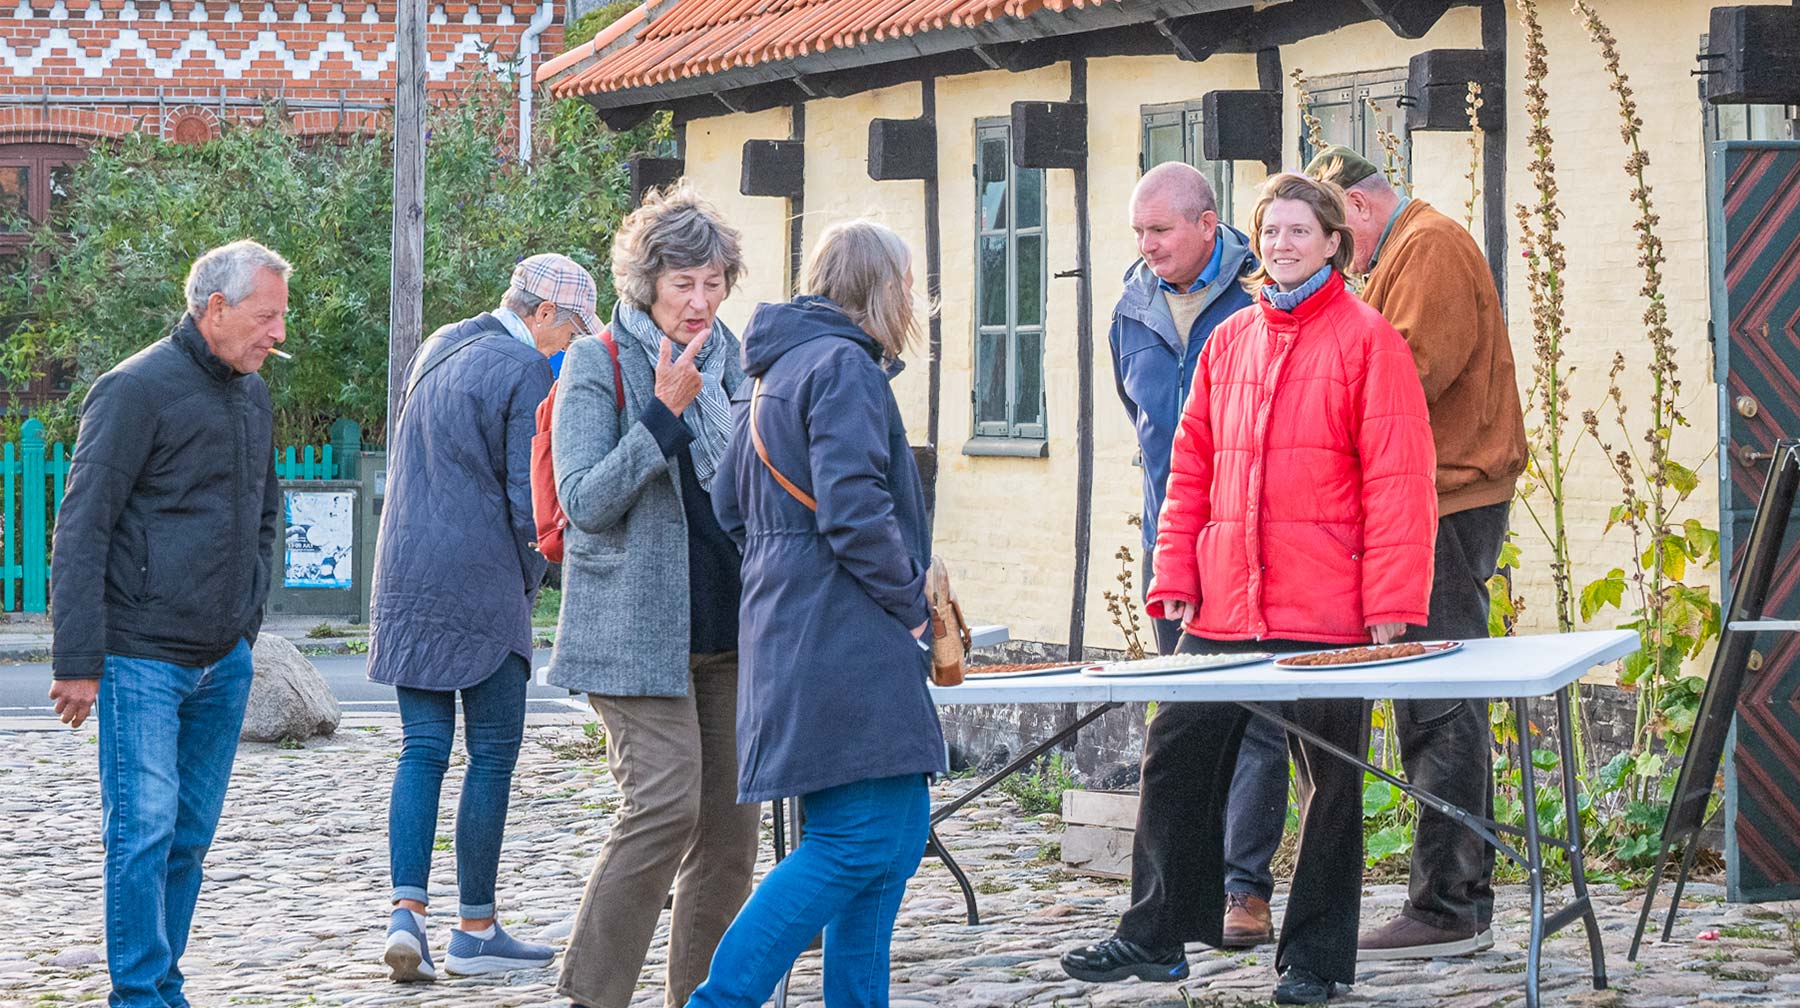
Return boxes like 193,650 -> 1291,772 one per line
962,661 -> 1089,681
1273,641 -> 1463,670
1081,652 -> 1275,677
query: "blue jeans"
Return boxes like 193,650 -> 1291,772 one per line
686,774 -> 930,1008
98,639 -> 255,1008
388,653 -> 529,918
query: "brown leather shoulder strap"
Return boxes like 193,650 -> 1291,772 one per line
751,378 -> 817,513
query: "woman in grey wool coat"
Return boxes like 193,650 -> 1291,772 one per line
546,181 -> 759,1008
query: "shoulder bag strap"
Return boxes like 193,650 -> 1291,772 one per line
751,378 -> 817,513
400,330 -> 488,421
595,326 -> 625,414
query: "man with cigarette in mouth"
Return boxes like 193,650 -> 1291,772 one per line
48,238 -> 290,1008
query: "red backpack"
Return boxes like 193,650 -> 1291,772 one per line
531,328 -> 621,564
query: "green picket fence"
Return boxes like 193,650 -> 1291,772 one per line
2,416 -> 363,613
1,419 -> 69,613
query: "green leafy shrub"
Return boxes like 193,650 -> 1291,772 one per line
999,753 -> 1075,817
0,77 -> 668,447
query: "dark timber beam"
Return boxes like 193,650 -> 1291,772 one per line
627,155 -> 684,206
596,104 -> 652,132
1256,46 -> 1283,92
1357,0 -> 1454,39
1155,15 -> 1219,62
593,0 -> 1482,126
1480,0 -> 1507,308
1066,57 -> 1096,663
922,80 -> 944,502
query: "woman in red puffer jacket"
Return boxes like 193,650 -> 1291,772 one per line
1060,174 -> 1436,1007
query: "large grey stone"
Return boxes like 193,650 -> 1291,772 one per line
240,634 -> 340,742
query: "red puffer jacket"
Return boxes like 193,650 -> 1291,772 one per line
1147,272 -> 1437,643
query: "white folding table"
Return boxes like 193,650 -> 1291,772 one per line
923,629 -> 1639,1008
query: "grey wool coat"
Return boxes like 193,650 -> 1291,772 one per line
545,322 -> 745,696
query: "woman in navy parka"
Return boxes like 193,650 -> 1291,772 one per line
689,220 -> 945,1008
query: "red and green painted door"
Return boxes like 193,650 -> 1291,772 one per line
1713,139 -> 1800,901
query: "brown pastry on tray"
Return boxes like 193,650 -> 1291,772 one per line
1280,643 -> 1429,667
966,661 -> 1078,675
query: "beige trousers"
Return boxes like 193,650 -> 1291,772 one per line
556,651 -> 761,1008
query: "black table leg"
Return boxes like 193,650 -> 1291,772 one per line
1556,686 -> 1608,991
926,702 -> 1122,924
1243,691 -> 1603,1008
1513,695 -> 1546,1008
926,826 -> 981,925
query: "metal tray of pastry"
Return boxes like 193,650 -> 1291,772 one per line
1272,641 -> 1463,670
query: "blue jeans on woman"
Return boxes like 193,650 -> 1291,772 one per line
388,653 -> 529,918
98,639 -> 255,1008
686,773 -> 930,1008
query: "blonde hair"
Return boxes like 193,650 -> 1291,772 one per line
803,219 -> 920,357
610,178 -> 745,312
1242,173 -> 1356,291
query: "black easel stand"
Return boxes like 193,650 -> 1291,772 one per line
1630,439 -> 1800,960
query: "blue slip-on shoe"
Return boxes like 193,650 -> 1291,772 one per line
383,907 -> 437,983
444,921 -> 557,975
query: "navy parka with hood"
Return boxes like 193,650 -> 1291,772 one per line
712,296 -> 947,804
1109,223 -> 1256,554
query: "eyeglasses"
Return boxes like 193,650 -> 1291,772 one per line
558,307 -> 591,336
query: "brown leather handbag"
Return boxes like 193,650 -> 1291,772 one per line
926,556 -> 970,687
751,379 -> 966,686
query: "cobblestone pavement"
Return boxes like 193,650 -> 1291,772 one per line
5,723 -> 1798,1007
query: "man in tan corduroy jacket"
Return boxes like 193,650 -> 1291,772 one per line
1308,146 -> 1528,962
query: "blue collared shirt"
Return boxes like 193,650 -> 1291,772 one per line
1155,236 -> 1226,295
492,306 -> 536,350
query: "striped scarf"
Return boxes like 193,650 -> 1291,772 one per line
1263,265 -> 1337,312
616,302 -> 735,492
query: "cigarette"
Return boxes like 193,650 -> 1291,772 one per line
269,348 -> 293,360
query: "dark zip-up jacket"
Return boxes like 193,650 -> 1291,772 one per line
51,314 -> 280,679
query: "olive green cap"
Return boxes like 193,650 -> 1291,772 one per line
1304,145 -> 1381,188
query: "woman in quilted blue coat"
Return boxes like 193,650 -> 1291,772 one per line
369,254 -> 594,982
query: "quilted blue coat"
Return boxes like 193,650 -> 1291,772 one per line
368,315 -> 552,691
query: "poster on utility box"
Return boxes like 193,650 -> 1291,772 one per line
284,490 -> 353,590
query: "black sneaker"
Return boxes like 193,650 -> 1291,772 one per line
1060,936 -> 1189,983
1274,965 -> 1338,1004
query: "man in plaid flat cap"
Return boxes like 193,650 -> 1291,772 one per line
368,252 -> 597,983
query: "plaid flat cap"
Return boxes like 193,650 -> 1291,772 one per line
510,253 -> 601,335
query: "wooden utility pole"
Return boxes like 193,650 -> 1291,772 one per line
386,0 -> 427,435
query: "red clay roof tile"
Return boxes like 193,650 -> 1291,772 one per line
543,0 -> 1124,98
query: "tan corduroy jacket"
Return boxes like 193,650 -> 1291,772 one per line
1360,200 -> 1527,516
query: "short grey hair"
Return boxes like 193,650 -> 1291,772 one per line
610,179 -> 745,312
1347,171 -> 1398,198
1132,162 -> 1218,222
501,286 -> 548,316
185,239 -> 292,317
501,286 -> 582,329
